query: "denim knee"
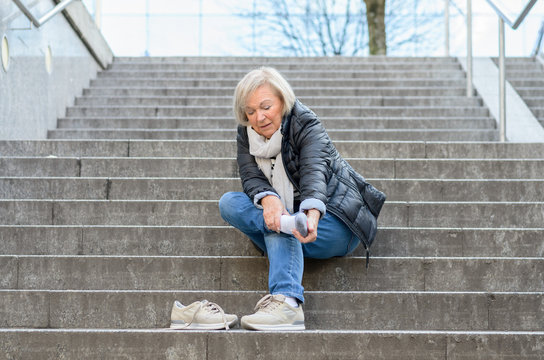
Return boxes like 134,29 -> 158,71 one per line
219,191 -> 239,220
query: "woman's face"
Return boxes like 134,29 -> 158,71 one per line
245,84 -> 284,139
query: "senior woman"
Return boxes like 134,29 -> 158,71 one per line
219,67 -> 384,331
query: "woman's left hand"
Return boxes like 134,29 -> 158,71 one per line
293,209 -> 320,243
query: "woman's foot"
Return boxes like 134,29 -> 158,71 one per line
241,294 -> 305,331
280,212 -> 308,237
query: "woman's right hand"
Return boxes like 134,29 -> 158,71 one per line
261,195 -> 286,232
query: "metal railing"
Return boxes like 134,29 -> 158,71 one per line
532,20 -> 544,57
445,0 -> 539,142
485,0 -> 538,142
11,0 -> 77,28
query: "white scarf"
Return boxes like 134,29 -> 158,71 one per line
247,126 -> 294,213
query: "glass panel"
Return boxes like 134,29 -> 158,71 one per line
102,0 -> 147,15
92,0 -> 544,56
147,16 -> 200,56
201,16 -> 254,56
101,16 -> 147,56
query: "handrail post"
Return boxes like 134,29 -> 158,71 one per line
499,17 -> 506,142
95,0 -> 102,29
466,0 -> 473,97
11,0 -> 40,27
38,0 -> 75,25
444,0 -> 450,57
11,0 -> 77,28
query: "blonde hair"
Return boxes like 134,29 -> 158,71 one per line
233,67 -> 296,126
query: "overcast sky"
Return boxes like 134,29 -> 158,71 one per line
81,0 -> 544,57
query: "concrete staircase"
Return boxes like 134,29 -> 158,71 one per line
498,56 -> 544,129
1,56 -> 543,359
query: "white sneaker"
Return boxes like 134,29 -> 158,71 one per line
241,294 -> 305,331
170,300 -> 238,330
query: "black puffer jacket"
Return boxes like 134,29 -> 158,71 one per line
237,100 -> 385,251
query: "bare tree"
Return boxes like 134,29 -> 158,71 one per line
385,0 -> 444,56
237,0 -> 443,56
251,0 -> 368,56
363,0 -> 386,54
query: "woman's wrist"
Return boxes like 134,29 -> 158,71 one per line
305,209 -> 321,225
261,194 -> 281,207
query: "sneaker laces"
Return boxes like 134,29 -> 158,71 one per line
181,300 -> 231,330
254,294 -> 283,314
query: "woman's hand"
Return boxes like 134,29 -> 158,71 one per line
293,209 -> 320,243
261,195 -> 287,232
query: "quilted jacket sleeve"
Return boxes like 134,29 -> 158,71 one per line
289,104 -> 332,211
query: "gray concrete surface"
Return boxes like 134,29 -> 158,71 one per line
0,0 -> 111,139
1,56 -> 544,358
0,225 -> 542,258
458,57 -> 544,142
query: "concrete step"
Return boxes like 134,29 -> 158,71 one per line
500,57 -> 538,63
109,61 -> 463,71
3,140 -> 544,159
74,95 -> 482,107
1,290 -> 542,331
3,157 -> 544,179
112,56 -> 460,64
47,128 -> 499,141
1,200 -> 544,228
517,97 -> 544,108
0,140 -> 130,157
90,78 -> 468,88
83,86 -> 470,97
504,67 -> 542,75
503,64 -> 543,71
1,255 -> 543,291
1,225 -> 542,258
508,79 -> 544,87
515,88 -> 544,97
3,329 -> 542,360
64,105 -> 489,118
96,70 -> 466,80
2,177 -> 543,202
56,117 -> 496,130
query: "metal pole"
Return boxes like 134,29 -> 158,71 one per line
37,0 -> 75,25
466,0 -> 473,97
95,0 -> 102,30
499,17 -> 506,142
252,0 -> 256,55
144,0 -> 149,56
444,0 -> 449,56
199,0 -> 203,56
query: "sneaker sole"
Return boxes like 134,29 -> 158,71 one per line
241,322 -> 305,331
170,319 -> 238,330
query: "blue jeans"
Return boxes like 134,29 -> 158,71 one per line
218,191 -> 360,303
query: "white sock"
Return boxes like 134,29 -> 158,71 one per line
280,213 -> 308,236
284,296 -> 299,308
280,215 -> 297,235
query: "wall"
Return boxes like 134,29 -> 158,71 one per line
0,0 -> 112,139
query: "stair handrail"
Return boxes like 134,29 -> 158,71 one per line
482,0 -> 539,142
11,0 -> 77,28
485,0 -> 538,30
532,20 -> 544,57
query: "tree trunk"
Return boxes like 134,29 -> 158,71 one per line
364,0 -> 387,55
